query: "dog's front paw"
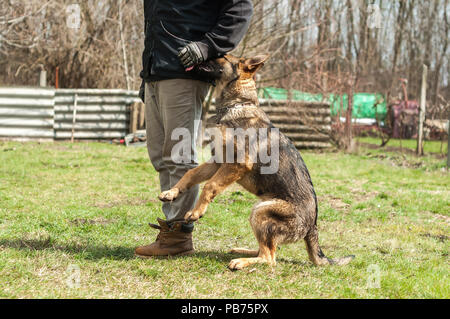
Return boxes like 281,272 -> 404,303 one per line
184,210 -> 203,223
158,188 -> 180,202
228,258 -> 250,271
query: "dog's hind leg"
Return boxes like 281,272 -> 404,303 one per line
228,199 -> 294,270
228,243 -> 275,270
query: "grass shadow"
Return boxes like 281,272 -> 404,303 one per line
0,238 -> 135,261
187,250 -> 237,263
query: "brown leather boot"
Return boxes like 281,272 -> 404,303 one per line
134,218 -> 195,257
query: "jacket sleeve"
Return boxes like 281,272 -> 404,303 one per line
196,0 -> 254,60
140,0 -> 148,80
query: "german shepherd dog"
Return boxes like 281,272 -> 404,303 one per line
159,54 -> 354,270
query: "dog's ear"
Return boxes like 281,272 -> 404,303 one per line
242,55 -> 270,73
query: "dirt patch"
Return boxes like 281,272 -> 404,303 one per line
322,195 -> 350,210
345,179 -> 380,202
363,151 -> 424,168
351,189 -> 379,202
421,233 -> 448,243
426,212 -> 450,225
70,218 -> 114,226
321,188 -> 381,213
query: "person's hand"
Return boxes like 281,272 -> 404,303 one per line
139,80 -> 145,103
178,42 -> 204,69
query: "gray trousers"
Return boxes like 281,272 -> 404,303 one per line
145,79 -> 210,222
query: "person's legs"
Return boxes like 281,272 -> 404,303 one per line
135,79 -> 209,257
156,79 -> 209,222
144,82 -> 171,216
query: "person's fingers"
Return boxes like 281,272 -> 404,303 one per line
180,52 -> 189,61
178,43 -> 203,68
182,55 -> 193,65
180,56 -> 188,65
180,46 -> 193,57
183,59 -> 194,68
179,51 -> 191,64
178,53 -> 188,62
181,53 -> 194,67
178,47 -> 188,57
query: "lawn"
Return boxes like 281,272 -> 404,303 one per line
0,141 -> 448,298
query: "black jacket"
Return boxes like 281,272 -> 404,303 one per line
141,0 -> 253,82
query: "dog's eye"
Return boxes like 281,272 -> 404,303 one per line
219,68 -> 224,73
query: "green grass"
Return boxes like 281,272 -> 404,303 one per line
0,141 -> 449,298
358,136 -> 448,154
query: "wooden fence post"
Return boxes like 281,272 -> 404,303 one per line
55,66 -> 59,89
129,102 -> 146,133
129,103 -> 138,134
138,103 -> 145,130
417,64 -> 427,156
345,78 -> 354,151
71,94 -> 78,143
39,70 -> 47,87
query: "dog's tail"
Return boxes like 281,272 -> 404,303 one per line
304,227 -> 354,266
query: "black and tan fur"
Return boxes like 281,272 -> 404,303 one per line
159,54 -> 354,270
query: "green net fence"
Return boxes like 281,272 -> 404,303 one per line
259,87 -> 387,120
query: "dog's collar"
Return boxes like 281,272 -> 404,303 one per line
231,102 -> 255,109
219,102 -> 256,111
215,102 -> 257,123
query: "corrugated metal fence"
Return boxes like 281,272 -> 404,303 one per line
54,89 -> 138,140
0,88 -> 55,140
0,88 -> 139,141
0,87 -> 331,149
